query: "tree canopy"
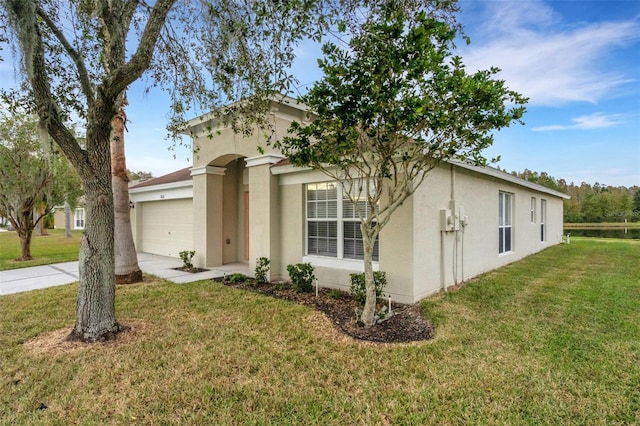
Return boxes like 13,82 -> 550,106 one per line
278,8 -> 527,326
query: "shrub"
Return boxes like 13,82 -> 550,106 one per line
349,271 -> 387,305
226,273 -> 247,283
286,263 -> 315,293
179,250 -> 195,270
254,257 -> 270,284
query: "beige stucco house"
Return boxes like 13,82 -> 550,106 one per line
53,205 -> 85,230
130,97 -> 569,304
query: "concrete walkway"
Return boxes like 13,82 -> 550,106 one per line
0,253 -> 251,296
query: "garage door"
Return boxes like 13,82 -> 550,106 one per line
140,199 -> 193,258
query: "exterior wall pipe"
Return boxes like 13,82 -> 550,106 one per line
440,230 -> 446,291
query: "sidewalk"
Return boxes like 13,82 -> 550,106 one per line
0,253 -> 250,296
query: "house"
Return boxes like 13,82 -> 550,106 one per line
130,96 -> 569,303
53,205 -> 85,230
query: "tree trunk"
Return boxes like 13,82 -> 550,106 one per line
68,181 -> 123,342
111,100 -> 142,284
34,203 -> 48,236
64,200 -> 72,237
18,234 -> 33,260
14,208 -> 34,261
360,223 -> 378,327
16,215 -> 34,261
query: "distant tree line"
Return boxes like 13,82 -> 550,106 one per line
508,169 -> 640,223
127,170 -> 154,181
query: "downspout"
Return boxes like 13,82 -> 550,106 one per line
451,164 -> 457,286
440,229 -> 446,291
461,221 -> 465,283
450,164 -> 455,200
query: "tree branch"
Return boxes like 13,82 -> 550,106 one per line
5,0 -> 91,178
35,4 -> 95,111
104,0 -> 176,98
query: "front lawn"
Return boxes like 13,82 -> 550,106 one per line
0,229 -> 82,270
1,238 -> 638,424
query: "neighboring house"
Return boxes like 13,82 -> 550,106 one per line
130,97 -> 570,303
53,205 -> 85,230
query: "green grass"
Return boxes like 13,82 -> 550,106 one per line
1,238 -> 638,424
0,229 -> 82,270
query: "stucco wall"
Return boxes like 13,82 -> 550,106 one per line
190,101 -> 307,170
411,163 -> 565,301
275,162 -> 566,304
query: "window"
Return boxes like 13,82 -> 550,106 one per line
540,199 -> 547,242
74,208 -> 85,229
306,182 -> 338,257
530,197 -> 536,223
498,192 -> 513,254
306,182 -> 379,261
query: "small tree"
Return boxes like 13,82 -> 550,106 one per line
0,113 -> 70,259
254,257 -> 271,284
278,9 -> 527,326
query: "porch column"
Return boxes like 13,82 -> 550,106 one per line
191,165 -> 226,268
246,154 -> 285,280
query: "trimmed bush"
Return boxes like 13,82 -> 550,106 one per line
254,257 -> 270,284
226,273 -> 247,283
286,263 -> 315,293
349,271 -> 387,305
179,250 -> 195,270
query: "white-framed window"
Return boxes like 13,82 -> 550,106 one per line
74,208 -> 85,229
530,197 -> 536,223
306,181 -> 379,262
540,199 -> 547,242
498,191 -> 513,254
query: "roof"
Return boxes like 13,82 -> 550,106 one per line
184,95 -> 309,133
129,167 -> 192,189
449,160 -> 571,200
272,159 -> 570,200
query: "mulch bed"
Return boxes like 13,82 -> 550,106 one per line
217,278 -> 434,344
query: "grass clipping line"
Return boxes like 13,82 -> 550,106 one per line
24,319 -> 151,356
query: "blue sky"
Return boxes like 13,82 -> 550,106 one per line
2,0 -> 639,187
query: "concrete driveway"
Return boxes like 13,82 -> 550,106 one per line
0,253 -> 250,296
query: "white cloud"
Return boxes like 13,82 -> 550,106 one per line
532,112 -> 628,131
460,1 -> 640,106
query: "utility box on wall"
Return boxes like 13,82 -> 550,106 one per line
440,209 -> 454,232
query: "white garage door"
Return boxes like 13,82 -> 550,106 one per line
141,199 -> 193,258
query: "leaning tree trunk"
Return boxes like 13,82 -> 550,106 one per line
111,100 -> 142,284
